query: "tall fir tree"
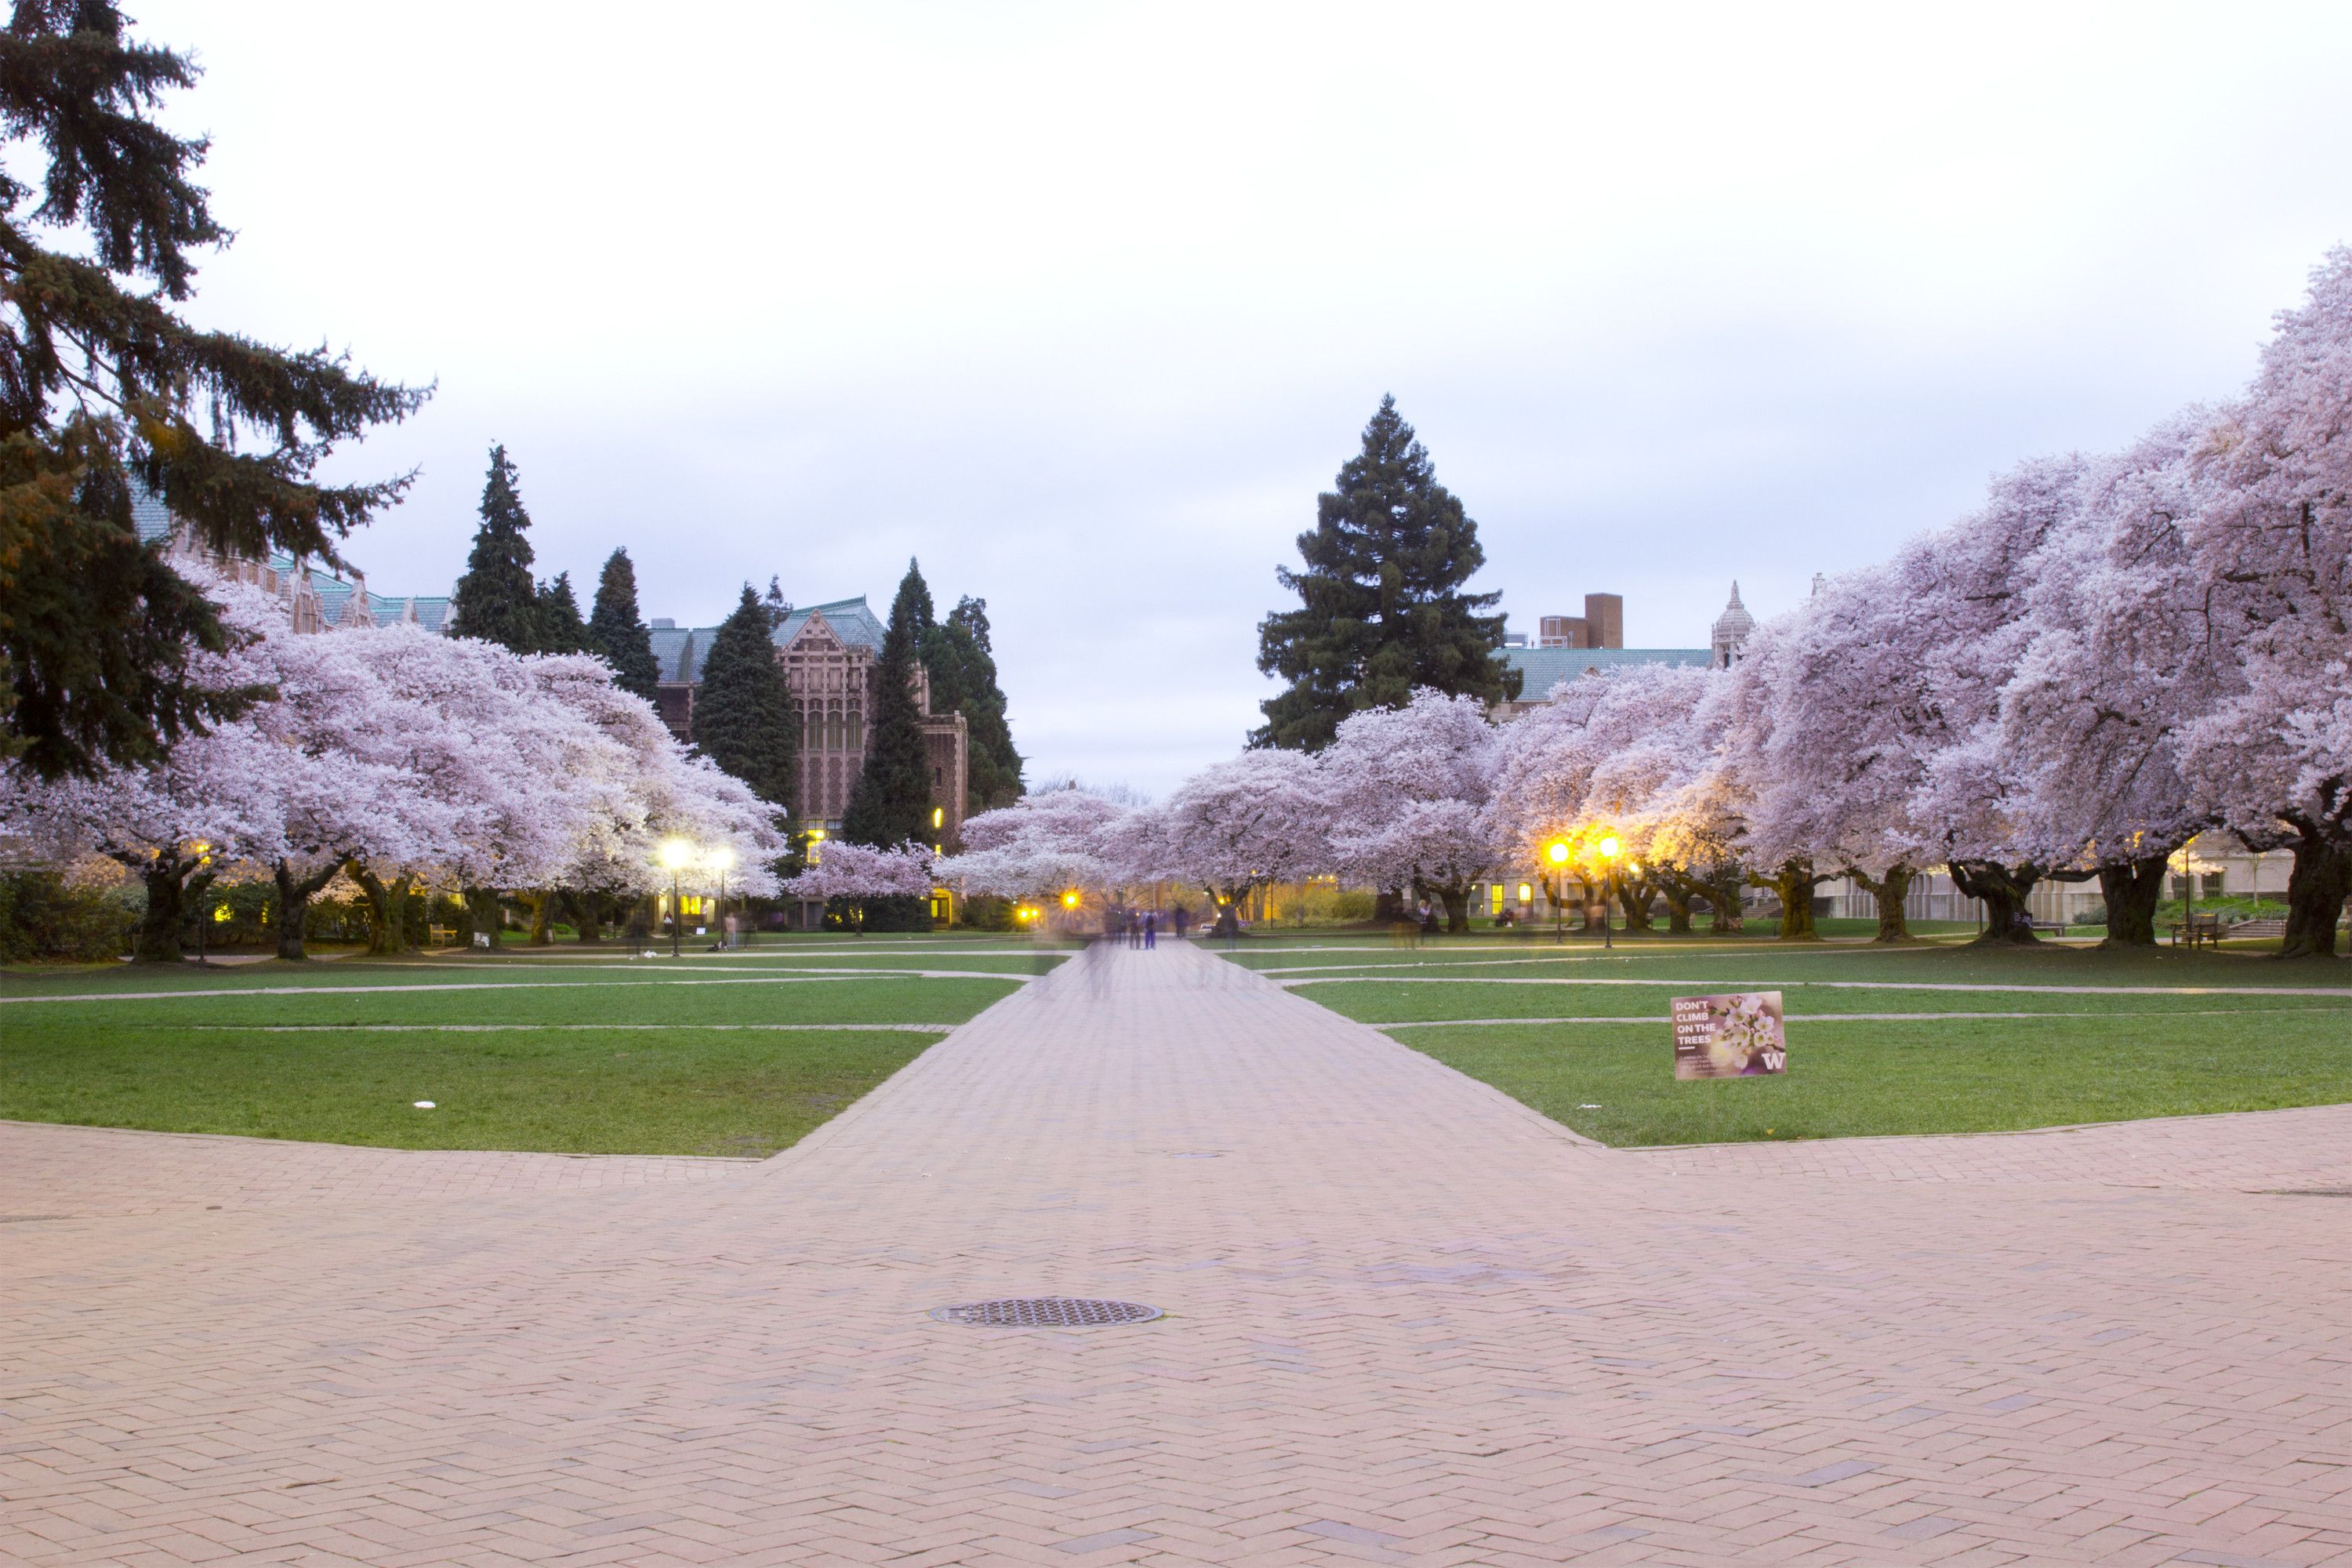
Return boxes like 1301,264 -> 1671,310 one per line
588,549 -> 661,700
922,595 -> 1024,817
535,571 -> 590,655
842,559 -> 938,849
448,445 -> 543,654
1253,394 -> 1519,751
691,584 -> 797,807
0,2 -> 428,779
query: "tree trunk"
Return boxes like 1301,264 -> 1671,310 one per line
1704,864 -> 1745,934
1658,880 -> 1693,935
1209,885 -> 1243,937
1750,859 -> 1823,941
1371,886 -> 1406,924
528,889 -> 555,946
1848,865 -> 1915,943
272,858 -> 341,961
1437,884 -> 1471,935
1617,873 -> 1655,933
2097,855 -> 2169,948
2280,830 -> 2350,960
1948,859 -> 2042,945
463,887 -> 503,949
134,858 -> 205,963
568,890 -> 605,944
349,866 -> 415,955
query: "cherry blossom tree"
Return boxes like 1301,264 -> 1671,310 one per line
941,787 -> 1134,905
782,840 -> 935,932
1143,749 -> 1326,935
1320,691 -> 1501,932
2182,248 -> 2352,957
1996,414 -> 2217,945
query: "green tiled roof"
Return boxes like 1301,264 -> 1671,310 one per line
774,596 -> 884,652
1505,645 -> 1712,699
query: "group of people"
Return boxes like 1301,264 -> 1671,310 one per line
1107,905 -> 1191,948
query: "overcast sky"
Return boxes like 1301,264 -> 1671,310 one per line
145,0 -> 2352,796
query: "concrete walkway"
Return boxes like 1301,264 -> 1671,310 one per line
4,941 -> 2348,1566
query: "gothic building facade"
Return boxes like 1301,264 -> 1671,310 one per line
648,597 -> 969,841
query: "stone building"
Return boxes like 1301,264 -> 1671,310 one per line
648,597 -> 969,841
135,485 -> 454,634
1710,582 -> 1755,668
1492,587 -> 1715,719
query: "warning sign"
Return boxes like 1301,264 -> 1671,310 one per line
1671,991 -> 1787,1080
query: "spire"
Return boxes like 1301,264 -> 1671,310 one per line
1711,581 -> 1755,668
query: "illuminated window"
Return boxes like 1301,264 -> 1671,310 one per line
1489,884 -> 1503,914
1517,883 -> 1534,904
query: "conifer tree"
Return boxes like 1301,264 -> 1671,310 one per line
535,571 -> 590,655
842,559 -> 938,849
923,595 -> 1024,815
448,446 -> 543,654
588,549 -> 660,700
1253,395 -> 1519,751
0,2 -> 428,779
691,584 -> 796,807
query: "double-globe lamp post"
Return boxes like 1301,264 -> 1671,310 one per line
1545,840 -> 1570,944
1595,835 -> 1621,950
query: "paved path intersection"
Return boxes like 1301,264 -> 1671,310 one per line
4,942 -> 2349,1566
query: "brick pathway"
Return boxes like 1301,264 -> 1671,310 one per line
4,941 -> 2348,1566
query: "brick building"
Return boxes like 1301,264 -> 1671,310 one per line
648,596 -> 969,842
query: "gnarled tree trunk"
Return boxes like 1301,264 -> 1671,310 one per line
1848,864 -> 1915,943
272,858 -> 342,960
132,855 -> 209,963
1749,858 -> 1824,941
2279,828 -> 2349,960
1948,859 -> 2042,945
1617,871 -> 1656,933
1704,864 -> 1745,934
1657,877 -> 1694,935
348,865 -> 416,955
2097,855 -> 2169,948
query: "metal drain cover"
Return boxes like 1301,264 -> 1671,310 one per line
929,1297 -> 1163,1327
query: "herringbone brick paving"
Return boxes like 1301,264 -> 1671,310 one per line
3,941 -> 2347,1566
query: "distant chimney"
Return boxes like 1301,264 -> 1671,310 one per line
1582,593 -> 1623,650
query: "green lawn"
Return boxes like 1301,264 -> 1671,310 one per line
1221,935 -> 2352,1146
0,935 -> 1067,1156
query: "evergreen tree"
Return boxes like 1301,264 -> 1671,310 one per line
1253,395 -> 1519,751
691,584 -> 796,807
922,595 -> 1024,816
842,559 -> 937,848
760,574 -> 793,631
0,2 -> 428,779
535,571 -> 590,655
448,445 -> 543,653
588,549 -> 660,700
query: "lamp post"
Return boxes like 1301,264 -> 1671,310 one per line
710,844 -> 735,949
659,839 -> 693,958
1545,840 -> 1570,943
1595,835 -> 1621,950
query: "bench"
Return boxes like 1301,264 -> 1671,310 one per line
2225,917 -> 2287,939
2170,913 -> 2223,949
2027,917 -> 2069,935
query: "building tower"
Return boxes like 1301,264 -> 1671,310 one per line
1711,582 -> 1755,668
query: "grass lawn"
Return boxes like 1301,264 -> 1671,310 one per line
0,935 -> 1067,1156
1218,933 -> 2352,1146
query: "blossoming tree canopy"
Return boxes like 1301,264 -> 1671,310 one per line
2182,247 -> 2352,956
1321,689 -> 1502,931
1152,749 -> 1326,934
939,788 -> 1134,900
782,840 -> 935,931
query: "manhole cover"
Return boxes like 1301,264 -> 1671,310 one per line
929,1298 -> 1163,1327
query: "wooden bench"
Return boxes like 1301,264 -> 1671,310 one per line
2225,917 -> 2287,940
2027,917 -> 2069,936
2170,912 -> 2223,949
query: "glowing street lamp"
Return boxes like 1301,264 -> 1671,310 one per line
1545,840 -> 1570,944
659,838 -> 694,958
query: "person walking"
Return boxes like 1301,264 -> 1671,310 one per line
1143,910 -> 1157,949
1172,905 -> 1190,940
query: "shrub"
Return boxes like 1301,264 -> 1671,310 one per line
0,871 -> 138,963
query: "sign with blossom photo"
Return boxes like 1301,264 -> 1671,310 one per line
1671,992 -> 1787,1080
